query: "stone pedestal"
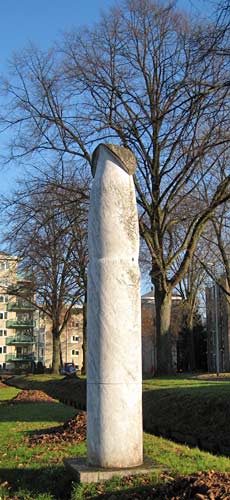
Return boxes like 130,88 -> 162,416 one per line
64,458 -> 159,484
87,144 -> 143,469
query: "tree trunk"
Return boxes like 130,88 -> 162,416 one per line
154,288 -> 173,374
52,327 -> 60,374
81,292 -> 87,375
187,312 -> 196,371
59,339 -> 63,369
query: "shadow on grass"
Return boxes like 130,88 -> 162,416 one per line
73,482 -> 159,500
0,465 -> 73,500
6,376 -> 86,410
6,375 -> 230,455
0,466 -> 164,500
143,382 -> 230,456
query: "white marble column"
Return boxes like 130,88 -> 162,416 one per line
87,143 -> 143,469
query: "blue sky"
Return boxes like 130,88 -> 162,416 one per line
0,0 -> 208,71
0,0 -> 116,194
0,0 -> 210,196
0,0 -> 115,70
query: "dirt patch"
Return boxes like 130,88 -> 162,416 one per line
12,389 -> 57,403
26,410 -> 86,446
0,381 -> 7,389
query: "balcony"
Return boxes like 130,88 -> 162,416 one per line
6,319 -> 35,329
6,335 -> 35,346
6,353 -> 35,362
7,302 -> 35,312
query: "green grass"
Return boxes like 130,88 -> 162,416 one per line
0,385 -> 21,401
6,374 -> 86,410
7,373 -> 230,454
0,386 -> 86,500
73,433 -> 230,499
142,375 -> 230,455
2,375 -> 230,499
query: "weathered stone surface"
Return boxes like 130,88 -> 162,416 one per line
64,457 -> 157,484
87,143 -> 142,468
91,143 -> 137,177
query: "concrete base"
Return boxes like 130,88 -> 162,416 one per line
64,457 -> 159,484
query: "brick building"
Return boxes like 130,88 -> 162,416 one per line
141,289 -> 182,374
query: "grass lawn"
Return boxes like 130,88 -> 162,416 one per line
142,375 -> 230,455
6,374 -> 86,410
0,385 -> 21,401
0,386 -> 86,500
1,374 -> 230,499
7,373 -> 230,453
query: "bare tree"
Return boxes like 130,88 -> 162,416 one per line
1,171 -> 89,374
198,206 -> 230,293
194,149 -> 230,294
62,1 -> 230,372
196,0 -> 230,59
175,252 -> 207,370
1,0 -> 230,372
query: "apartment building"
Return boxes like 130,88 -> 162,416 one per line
0,252 -> 83,373
0,252 -> 35,371
35,307 -> 84,371
206,279 -> 230,372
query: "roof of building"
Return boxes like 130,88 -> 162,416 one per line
0,251 -> 18,260
141,290 -> 182,301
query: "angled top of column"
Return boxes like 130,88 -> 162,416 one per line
91,143 -> 137,177
89,143 -> 139,261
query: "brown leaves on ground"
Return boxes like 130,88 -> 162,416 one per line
104,471 -> 230,500
26,410 -> 86,447
4,388 -> 230,499
152,470 -> 230,500
11,389 -> 57,403
2,471 -> 230,500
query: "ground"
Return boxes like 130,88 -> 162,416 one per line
0,376 -> 230,500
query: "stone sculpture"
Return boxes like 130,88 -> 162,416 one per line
87,143 -> 143,468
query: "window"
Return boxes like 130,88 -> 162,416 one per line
71,321 -> 80,328
0,330 -> 7,336
0,312 -> 7,320
0,262 -> 9,270
72,350 -> 79,356
0,280 -> 9,287
0,295 -> 8,303
72,336 -> 80,342
3,346 -> 6,354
